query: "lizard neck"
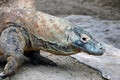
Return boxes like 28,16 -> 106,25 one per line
40,41 -> 80,56
30,35 -> 80,56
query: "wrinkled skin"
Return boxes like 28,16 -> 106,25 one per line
0,0 -> 104,78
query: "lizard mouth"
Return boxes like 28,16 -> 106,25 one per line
82,47 -> 105,56
77,44 -> 105,56
79,41 -> 105,56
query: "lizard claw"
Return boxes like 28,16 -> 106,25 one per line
0,72 -> 11,80
0,72 -> 5,77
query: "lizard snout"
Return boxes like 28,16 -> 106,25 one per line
80,41 -> 105,56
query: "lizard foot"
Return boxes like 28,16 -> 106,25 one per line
0,56 -> 21,78
25,50 -> 57,67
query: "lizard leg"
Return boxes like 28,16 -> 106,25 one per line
0,56 -> 7,63
0,26 -> 26,77
25,50 -> 57,66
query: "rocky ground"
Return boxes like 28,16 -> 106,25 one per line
0,51 -> 104,80
36,0 -> 120,20
66,15 -> 120,80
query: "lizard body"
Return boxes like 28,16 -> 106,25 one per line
0,0 -> 105,77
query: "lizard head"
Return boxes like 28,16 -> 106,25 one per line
67,25 -> 105,55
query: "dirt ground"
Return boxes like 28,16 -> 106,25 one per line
35,0 -> 120,20
0,51 -> 104,80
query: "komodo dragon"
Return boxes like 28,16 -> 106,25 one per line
0,0 -> 105,78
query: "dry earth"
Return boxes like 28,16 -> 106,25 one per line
0,51 -> 104,80
36,0 -> 120,20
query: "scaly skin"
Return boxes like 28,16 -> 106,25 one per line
0,0 -> 105,78
0,8 -> 80,55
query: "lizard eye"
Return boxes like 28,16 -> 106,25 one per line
80,34 -> 91,43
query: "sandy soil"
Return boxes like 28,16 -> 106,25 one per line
0,51 -> 104,80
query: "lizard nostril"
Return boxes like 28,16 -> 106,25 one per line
97,43 -> 103,50
100,47 -> 102,50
